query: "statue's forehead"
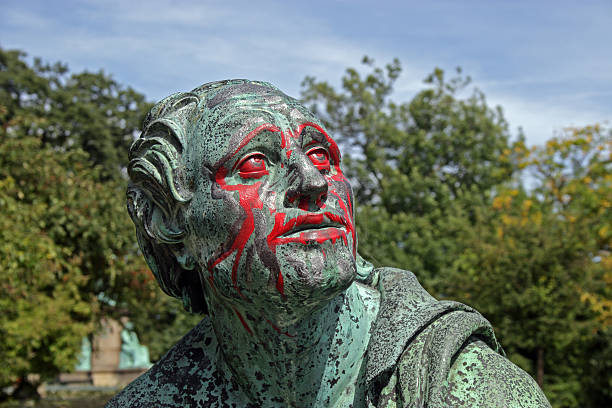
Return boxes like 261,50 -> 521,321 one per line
184,87 -> 322,169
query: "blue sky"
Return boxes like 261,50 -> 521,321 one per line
2,0 -> 610,146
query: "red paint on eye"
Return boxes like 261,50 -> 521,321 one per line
208,124 -> 282,306
307,148 -> 330,172
296,122 -> 341,166
237,154 -> 268,179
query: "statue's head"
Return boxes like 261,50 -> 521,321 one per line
127,80 -> 358,319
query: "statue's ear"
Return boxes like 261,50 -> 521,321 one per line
143,205 -> 195,270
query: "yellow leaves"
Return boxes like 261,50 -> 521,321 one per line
496,226 -> 504,240
598,225 -> 609,239
492,196 -> 504,210
522,199 -> 532,212
492,193 -> 514,210
580,289 -> 612,328
532,210 -> 542,226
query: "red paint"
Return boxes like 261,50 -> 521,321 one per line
210,166 -> 263,298
266,319 -> 295,337
233,307 -> 253,335
209,120 -> 356,336
296,122 -> 341,165
307,149 -> 330,172
330,191 -> 356,256
267,212 -> 351,247
208,124 -> 282,298
239,170 -> 269,179
233,123 -> 280,156
236,154 -> 268,179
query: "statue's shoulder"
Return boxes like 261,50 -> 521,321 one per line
365,267 -> 550,407
445,338 -> 551,407
104,317 -> 225,408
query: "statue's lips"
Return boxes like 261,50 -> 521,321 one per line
268,212 -> 350,245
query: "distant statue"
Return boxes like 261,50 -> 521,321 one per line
106,80 -> 550,407
118,321 -> 152,370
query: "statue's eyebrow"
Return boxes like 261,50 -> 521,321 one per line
217,123 -> 281,168
296,122 -> 341,163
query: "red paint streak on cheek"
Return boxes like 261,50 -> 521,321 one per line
330,189 -> 356,257
210,167 -> 263,298
267,213 -> 288,296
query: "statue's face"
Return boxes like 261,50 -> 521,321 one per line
182,85 -> 356,322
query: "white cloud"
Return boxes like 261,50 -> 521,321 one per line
488,92 -> 609,146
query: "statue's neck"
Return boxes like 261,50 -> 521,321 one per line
207,282 -> 379,407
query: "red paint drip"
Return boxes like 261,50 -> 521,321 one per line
266,319 -> 295,337
330,190 -> 356,256
233,307 -> 253,335
209,166 -> 263,299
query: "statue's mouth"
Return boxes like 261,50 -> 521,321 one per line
268,212 -> 350,245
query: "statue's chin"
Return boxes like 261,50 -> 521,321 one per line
274,240 -> 356,309
201,239 -> 356,320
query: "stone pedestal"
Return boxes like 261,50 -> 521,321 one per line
57,318 -> 148,388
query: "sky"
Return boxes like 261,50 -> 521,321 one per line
2,0 -> 611,146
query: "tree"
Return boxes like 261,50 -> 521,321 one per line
441,125 -> 611,407
0,48 -> 150,177
0,49 -> 196,389
301,57 -> 515,285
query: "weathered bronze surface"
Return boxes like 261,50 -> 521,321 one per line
106,80 -> 550,407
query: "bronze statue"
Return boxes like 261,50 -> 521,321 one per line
106,80 -> 550,407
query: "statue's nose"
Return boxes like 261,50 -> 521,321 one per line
283,152 -> 328,211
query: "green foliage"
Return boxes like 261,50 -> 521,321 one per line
0,137 -> 97,383
301,57 -> 514,284
0,48 -> 151,178
0,48 -> 194,386
440,125 -> 611,407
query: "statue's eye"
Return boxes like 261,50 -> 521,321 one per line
237,153 -> 268,179
307,148 -> 330,173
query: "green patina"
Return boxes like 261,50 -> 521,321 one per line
106,80 -> 550,407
